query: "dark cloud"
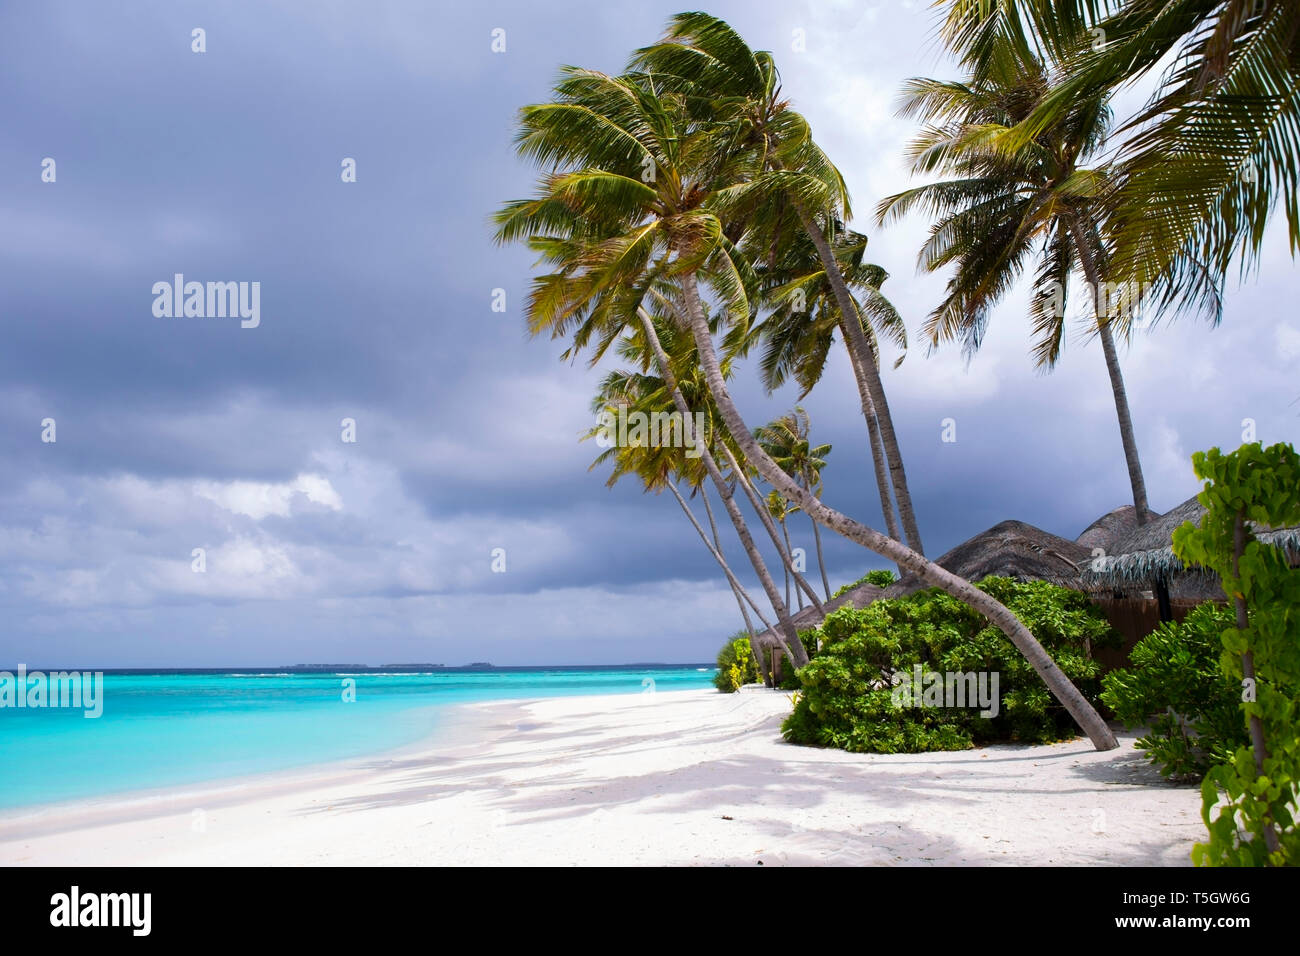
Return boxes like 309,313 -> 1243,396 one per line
1,0 -> 1295,666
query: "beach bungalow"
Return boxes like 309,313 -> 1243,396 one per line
891,519 -> 1092,593
1080,495 -> 1300,652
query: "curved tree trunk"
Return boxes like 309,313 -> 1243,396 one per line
787,200 -> 925,555
701,484 -> 767,678
1068,215 -> 1152,526
810,500 -> 831,600
698,455 -> 807,668
781,515 -> 801,611
718,441 -> 825,614
636,310 -> 809,668
699,485 -> 757,638
1096,322 -> 1151,524
669,481 -> 773,638
848,341 -> 905,552
677,271 -> 1117,750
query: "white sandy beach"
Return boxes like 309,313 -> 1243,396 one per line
0,688 -> 1203,866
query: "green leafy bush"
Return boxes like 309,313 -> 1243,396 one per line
782,577 -> 1116,753
1101,603 -> 1244,781
1174,442 -> 1300,867
712,632 -> 758,693
832,569 -> 896,599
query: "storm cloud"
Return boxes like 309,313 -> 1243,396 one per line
1,1 -> 1296,666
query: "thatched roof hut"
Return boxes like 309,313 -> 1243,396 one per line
747,504 -> 1298,662
1075,505 -> 1139,553
1080,494 -> 1300,600
1081,496 -> 1210,594
888,520 -> 1092,596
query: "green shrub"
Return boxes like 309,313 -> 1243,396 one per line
832,569 -> 896,599
712,632 -> 758,693
782,577 -> 1117,753
1175,442 -> 1300,867
1100,603 -> 1244,781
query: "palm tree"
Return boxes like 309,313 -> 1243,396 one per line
714,422 -> 826,613
494,59 -> 1117,749
752,226 -> 910,553
633,13 -> 928,556
587,309 -> 813,670
763,489 -> 796,609
756,407 -> 834,600
940,0 -> 1296,330
586,382 -> 777,659
877,49 -> 1156,522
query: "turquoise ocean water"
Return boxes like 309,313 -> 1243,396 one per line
0,666 -> 715,810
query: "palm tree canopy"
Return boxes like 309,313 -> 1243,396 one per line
878,47 -> 1130,365
941,0 -> 1300,314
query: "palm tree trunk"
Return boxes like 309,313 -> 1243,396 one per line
636,310 -> 809,668
1096,321 -> 1152,523
809,491 -> 832,600
676,270 -> 1117,751
786,201 -> 926,555
781,516 -> 801,611
701,484 -> 767,678
717,441 -> 826,614
668,481 -> 775,638
1068,215 -> 1152,525
700,485 -> 756,638
847,342 -> 905,551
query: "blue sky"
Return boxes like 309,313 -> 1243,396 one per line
2,0 -> 1296,667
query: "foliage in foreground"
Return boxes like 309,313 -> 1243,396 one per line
713,632 -> 758,693
714,629 -> 817,693
832,569 -> 897,598
1175,443 -> 1300,868
782,577 -> 1115,753
1101,603 -> 1245,782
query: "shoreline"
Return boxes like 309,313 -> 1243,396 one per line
0,688 -> 1204,866
0,693 -> 539,838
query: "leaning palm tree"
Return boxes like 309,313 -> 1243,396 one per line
756,407 -> 834,600
633,13 -> 928,556
713,411 -> 826,613
592,314 -> 811,665
619,311 -> 823,621
494,61 -> 1118,749
586,362 -> 781,659
877,49 -> 1156,522
940,0 -> 1295,329
752,226 -> 909,552
586,309 -> 812,670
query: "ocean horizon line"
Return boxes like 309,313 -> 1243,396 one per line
2,662 -> 716,674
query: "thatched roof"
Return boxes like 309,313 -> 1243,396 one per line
862,520 -> 1093,605
1081,496 -> 1211,592
920,519 -> 1091,589
1080,494 -> 1300,594
1075,505 -> 1139,552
